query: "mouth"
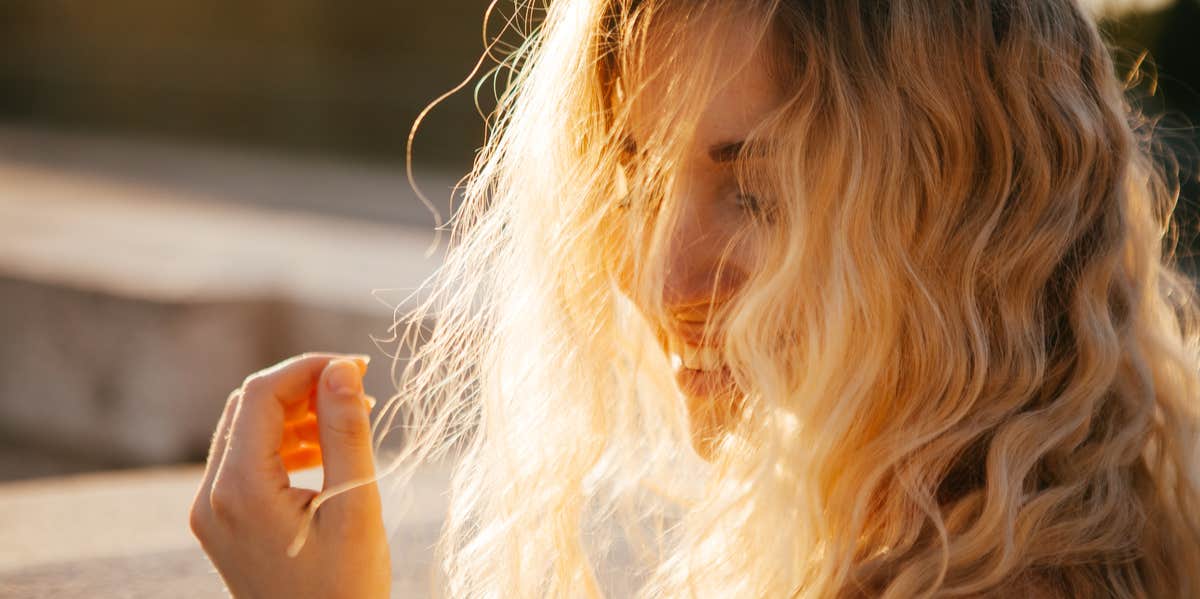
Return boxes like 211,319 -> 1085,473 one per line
673,339 -> 722,371
660,326 -> 746,458
666,335 -> 734,398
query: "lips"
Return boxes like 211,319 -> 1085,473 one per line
674,365 -> 734,398
666,334 -> 722,370
663,328 -> 736,398
679,343 -> 721,370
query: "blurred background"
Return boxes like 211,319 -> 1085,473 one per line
0,0 -> 497,481
0,0 -> 1197,596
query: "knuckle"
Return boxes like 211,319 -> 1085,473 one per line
188,501 -> 212,539
208,485 -> 240,522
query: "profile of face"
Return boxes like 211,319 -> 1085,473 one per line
621,20 -> 785,451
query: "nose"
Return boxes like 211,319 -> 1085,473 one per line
661,198 -> 746,325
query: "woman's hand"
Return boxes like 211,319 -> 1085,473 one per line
189,353 -> 391,599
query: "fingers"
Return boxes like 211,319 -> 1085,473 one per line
279,397 -> 376,471
315,359 -> 377,490
200,389 -> 240,491
191,388 -> 240,529
222,353 -> 369,494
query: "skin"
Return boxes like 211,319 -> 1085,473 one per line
189,353 -> 391,599
626,25 -> 784,455
188,18 -> 784,596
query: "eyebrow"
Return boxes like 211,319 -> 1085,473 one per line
620,136 -> 765,163
708,141 -> 745,163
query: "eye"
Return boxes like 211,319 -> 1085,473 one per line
733,192 -> 762,214
732,189 -> 776,224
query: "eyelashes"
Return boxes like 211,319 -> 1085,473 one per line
734,192 -> 763,215
615,187 -> 769,222
610,140 -> 771,220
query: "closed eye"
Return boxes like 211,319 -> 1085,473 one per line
732,188 -> 775,223
734,192 -> 761,214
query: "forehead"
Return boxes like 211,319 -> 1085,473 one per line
619,10 -> 784,152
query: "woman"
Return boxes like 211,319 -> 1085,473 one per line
189,0 -> 1200,596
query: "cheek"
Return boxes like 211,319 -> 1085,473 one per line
605,214 -> 662,339
716,224 -> 762,293
728,234 -> 761,277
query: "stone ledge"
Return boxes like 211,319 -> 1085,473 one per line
0,464 -> 450,598
0,275 -> 405,467
0,127 -> 448,473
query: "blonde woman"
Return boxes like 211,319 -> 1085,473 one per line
188,0 -> 1200,596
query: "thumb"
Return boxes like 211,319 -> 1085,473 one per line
315,358 -> 377,490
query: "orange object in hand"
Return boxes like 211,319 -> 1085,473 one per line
189,353 -> 391,599
275,361 -> 376,473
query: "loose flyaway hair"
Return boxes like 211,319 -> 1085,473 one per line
299,1 -> 1200,596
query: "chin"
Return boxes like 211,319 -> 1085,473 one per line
657,326 -> 746,459
683,385 -> 744,461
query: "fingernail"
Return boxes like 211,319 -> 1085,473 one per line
348,354 -> 371,375
326,359 -> 362,397
362,395 -> 377,411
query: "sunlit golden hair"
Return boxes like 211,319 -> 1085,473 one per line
352,0 -> 1200,596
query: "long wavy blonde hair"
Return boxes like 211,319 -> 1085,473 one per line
360,0 -> 1200,596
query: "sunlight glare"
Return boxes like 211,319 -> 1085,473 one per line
1078,0 -> 1176,17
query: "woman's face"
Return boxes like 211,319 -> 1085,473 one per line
624,27 -> 785,446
